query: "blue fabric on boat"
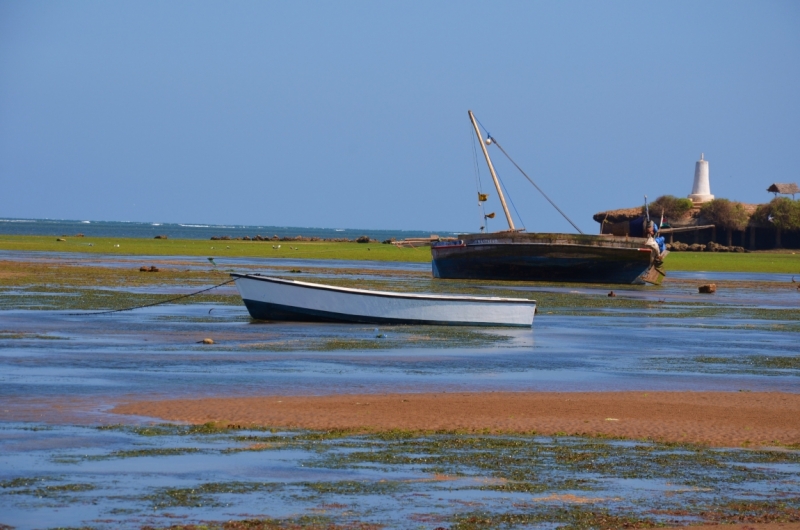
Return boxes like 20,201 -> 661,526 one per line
629,216 -> 646,237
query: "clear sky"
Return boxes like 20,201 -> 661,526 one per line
1,1 -> 798,233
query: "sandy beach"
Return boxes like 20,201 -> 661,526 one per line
114,390 -> 800,448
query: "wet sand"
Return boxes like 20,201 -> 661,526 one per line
114,391 -> 800,447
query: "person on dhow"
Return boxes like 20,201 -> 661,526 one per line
644,219 -> 666,272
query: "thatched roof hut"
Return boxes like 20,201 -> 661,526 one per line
767,183 -> 799,196
591,207 -> 643,224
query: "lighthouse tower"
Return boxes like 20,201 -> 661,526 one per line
688,153 -> 714,203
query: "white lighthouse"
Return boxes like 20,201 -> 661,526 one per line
688,153 -> 714,203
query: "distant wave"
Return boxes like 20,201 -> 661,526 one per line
0,217 -> 444,241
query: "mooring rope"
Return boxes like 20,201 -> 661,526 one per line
69,278 -> 238,316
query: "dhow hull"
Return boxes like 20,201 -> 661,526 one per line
431,233 -> 659,285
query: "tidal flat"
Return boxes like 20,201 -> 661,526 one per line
2,423 -> 800,529
0,250 -> 799,529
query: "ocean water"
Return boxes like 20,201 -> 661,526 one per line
0,217 -> 449,241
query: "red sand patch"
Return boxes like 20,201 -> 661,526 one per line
113,391 -> 800,448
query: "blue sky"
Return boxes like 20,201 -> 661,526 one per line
1,1 -> 798,233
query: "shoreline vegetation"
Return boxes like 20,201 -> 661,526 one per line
1,234 -> 799,273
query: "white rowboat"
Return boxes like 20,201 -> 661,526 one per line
232,274 -> 536,327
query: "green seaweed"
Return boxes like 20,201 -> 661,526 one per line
451,506 -> 662,530
144,481 -> 284,509
302,480 -> 406,496
0,331 -> 67,340
649,354 -> 800,377
0,476 -> 52,489
694,355 -> 800,371
85,447 -> 204,460
97,422 -> 249,437
138,514 -> 378,529
7,483 -> 95,497
213,326 -> 511,352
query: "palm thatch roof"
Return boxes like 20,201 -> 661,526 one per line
767,183 -> 799,195
592,207 -> 642,224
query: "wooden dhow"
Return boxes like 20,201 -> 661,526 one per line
431,111 -> 667,285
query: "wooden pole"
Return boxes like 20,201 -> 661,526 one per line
468,110 -> 515,231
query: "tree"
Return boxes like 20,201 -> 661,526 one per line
766,197 -> 800,230
754,197 -> 800,247
700,199 -> 750,246
643,195 -> 694,222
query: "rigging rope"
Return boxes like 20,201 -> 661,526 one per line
495,170 -> 526,231
470,126 -> 490,232
69,278 -> 238,316
490,137 -> 584,234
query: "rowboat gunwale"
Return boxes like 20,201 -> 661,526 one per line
230,273 -> 536,305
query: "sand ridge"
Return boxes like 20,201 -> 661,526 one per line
113,391 -> 800,447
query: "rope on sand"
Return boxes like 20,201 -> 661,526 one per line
69,278 -> 237,316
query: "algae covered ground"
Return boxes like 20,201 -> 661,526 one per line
0,234 -> 427,263
2,234 -> 800,273
1,422 -> 798,529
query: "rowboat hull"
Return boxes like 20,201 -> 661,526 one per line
232,274 -> 536,327
431,232 -> 661,285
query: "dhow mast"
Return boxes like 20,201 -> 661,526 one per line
468,110 -> 515,231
